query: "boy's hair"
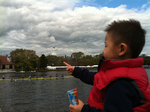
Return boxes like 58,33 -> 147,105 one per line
104,19 -> 146,58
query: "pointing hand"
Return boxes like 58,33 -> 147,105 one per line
63,62 -> 75,75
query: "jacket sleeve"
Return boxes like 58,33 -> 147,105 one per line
81,79 -> 141,112
72,56 -> 105,85
72,67 -> 97,85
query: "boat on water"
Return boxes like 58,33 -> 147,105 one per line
0,76 -> 74,81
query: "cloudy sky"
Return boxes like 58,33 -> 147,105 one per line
0,0 -> 150,57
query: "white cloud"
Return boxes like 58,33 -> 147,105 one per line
141,4 -> 147,9
0,0 -> 149,56
49,36 -> 56,42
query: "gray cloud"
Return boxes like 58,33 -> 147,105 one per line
0,0 -> 150,57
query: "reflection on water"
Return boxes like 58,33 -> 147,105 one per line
0,69 -> 150,112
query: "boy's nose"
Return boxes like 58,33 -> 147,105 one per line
102,49 -> 104,53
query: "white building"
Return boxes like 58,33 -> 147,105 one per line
51,47 -> 57,56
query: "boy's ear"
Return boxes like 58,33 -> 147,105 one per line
119,43 -> 128,56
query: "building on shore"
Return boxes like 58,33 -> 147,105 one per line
0,55 -> 15,70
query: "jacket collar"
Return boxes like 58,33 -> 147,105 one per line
98,56 -> 144,71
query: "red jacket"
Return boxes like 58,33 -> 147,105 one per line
87,58 -> 150,112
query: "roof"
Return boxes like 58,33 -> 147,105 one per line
0,56 -> 14,65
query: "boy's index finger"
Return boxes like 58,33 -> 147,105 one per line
63,62 -> 71,67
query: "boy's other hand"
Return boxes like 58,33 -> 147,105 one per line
63,62 -> 75,75
69,99 -> 84,112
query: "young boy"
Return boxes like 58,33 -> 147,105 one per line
64,19 -> 150,112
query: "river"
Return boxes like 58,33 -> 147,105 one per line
0,69 -> 150,112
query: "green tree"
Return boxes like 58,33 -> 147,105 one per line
47,55 -> 57,66
63,55 -> 73,65
93,53 -> 103,65
10,49 -> 39,71
71,52 -> 84,65
39,54 -> 47,69
140,54 -> 150,65
82,55 -> 93,65
46,55 -> 64,66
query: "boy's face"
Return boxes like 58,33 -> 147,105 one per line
103,32 -> 120,60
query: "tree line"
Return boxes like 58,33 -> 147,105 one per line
9,49 -> 150,71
